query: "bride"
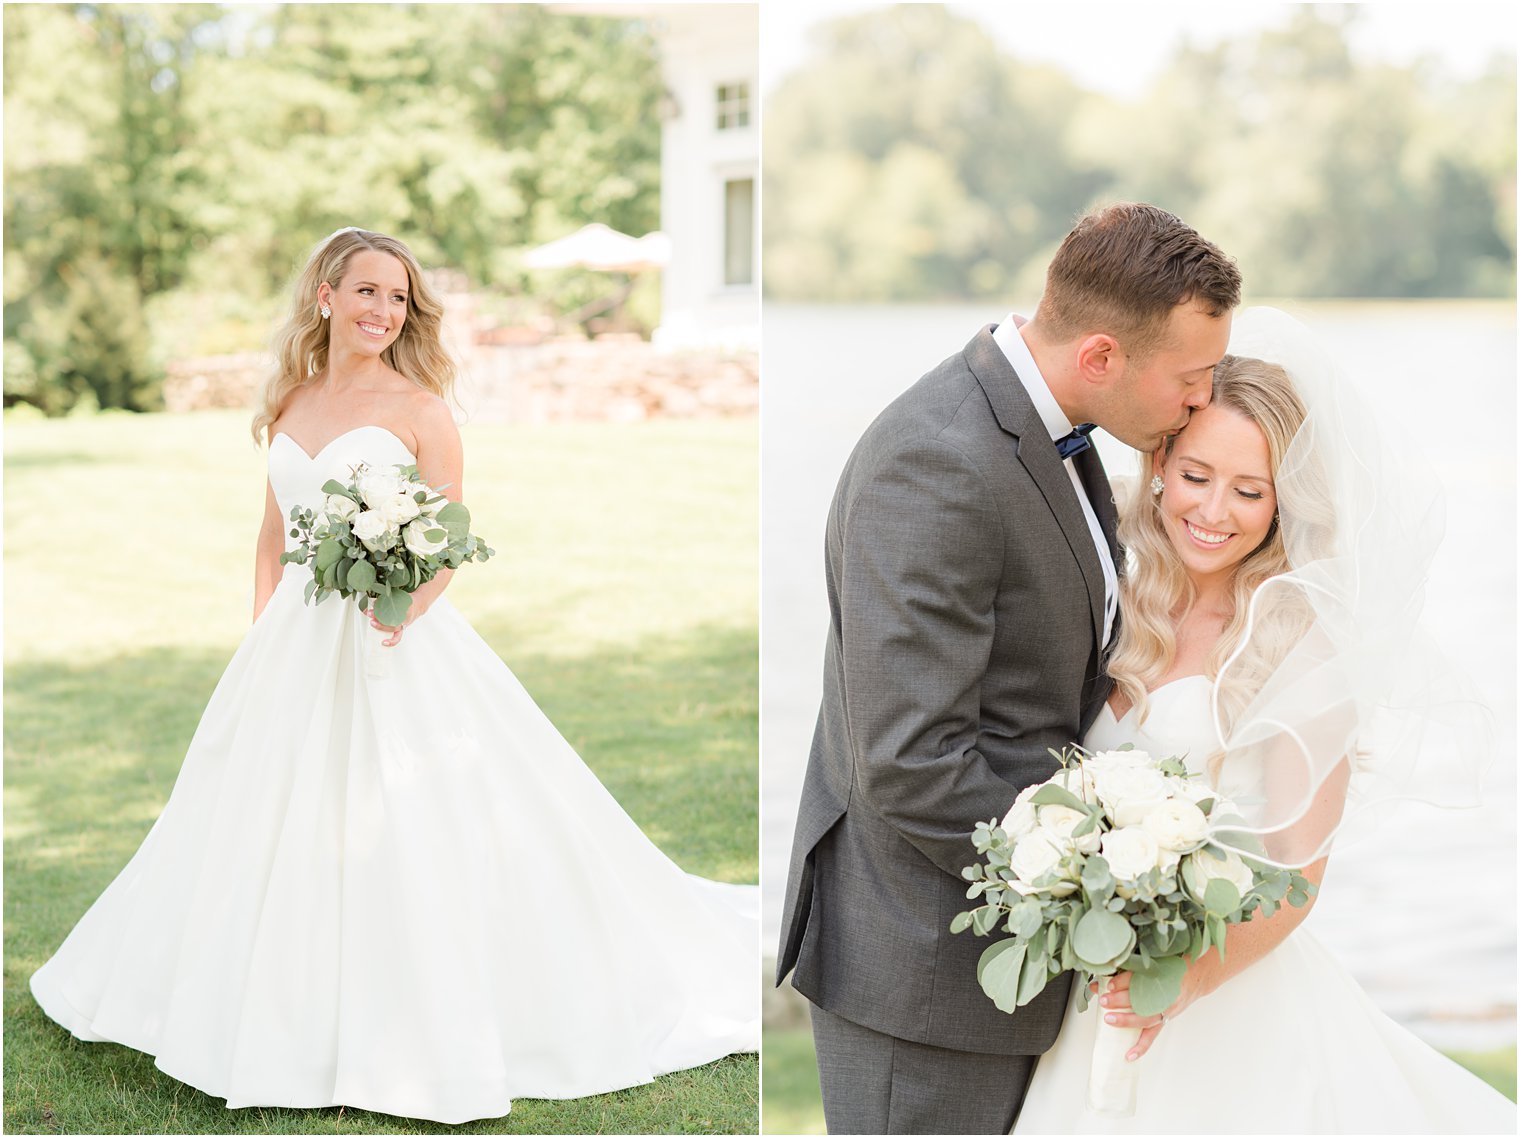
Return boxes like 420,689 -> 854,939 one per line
28,227 -> 759,1125
1013,309 -> 1514,1133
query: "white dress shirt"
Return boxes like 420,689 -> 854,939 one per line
992,315 -> 1118,646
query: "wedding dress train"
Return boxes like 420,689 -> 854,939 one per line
1013,677 -> 1515,1135
30,425 -> 759,1125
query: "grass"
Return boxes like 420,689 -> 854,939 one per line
4,410 -> 759,1135
759,1028 -> 825,1136
759,1027 -> 1519,1134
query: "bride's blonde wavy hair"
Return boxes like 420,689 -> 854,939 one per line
251,228 -> 456,444
1107,354 -> 1330,737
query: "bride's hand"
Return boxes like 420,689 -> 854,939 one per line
368,605 -> 423,647
1090,956 -> 1220,1061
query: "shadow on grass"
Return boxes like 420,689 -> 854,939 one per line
2,451 -> 110,471
4,620 -> 758,1135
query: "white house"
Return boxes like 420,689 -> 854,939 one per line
557,4 -> 759,350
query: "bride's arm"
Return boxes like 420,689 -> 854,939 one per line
253,478 -> 286,622
1100,754 -> 1351,1061
370,396 -> 463,646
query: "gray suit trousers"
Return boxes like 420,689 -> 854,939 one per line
810,1002 -> 1038,1135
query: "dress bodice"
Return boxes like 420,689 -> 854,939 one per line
1083,675 -> 1264,806
268,426 -> 417,553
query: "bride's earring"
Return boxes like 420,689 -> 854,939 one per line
1150,475 -> 1164,496
320,305 -> 331,319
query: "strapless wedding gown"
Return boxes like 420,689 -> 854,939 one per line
29,426 -> 759,1125
1014,677 -> 1515,1134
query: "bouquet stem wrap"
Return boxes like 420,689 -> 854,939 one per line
365,623 -> 393,679
1088,1017 -> 1141,1115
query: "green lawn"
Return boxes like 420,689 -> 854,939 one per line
760,1028 -> 1518,1134
4,409 -> 759,1135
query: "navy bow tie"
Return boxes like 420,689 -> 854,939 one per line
1054,422 -> 1096,460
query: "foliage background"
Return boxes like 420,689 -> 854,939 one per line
4,3 -> 666,415
763,4 -> 1516,303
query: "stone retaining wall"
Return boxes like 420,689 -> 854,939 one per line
163,338 -> 758,424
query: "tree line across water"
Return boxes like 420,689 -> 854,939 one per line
764,5 -> 1515,306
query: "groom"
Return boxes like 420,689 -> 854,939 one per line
777,202 -> 1241,1134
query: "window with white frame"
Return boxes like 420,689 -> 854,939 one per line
723,177 -> 754,287
716,82 -> 750,130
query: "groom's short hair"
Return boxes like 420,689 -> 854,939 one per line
1036,202 -> 1241,359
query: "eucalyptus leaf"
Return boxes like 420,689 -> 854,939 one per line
436,500 -> 472,539
1208,914 -> 1228,959
1204,877 -> 1241,916
373,589 -> 412,628
1006,900 -> 1043,939
1127,954 -> 1187,1016
1017,949 -> 1050,1004
1070,909 -> 1135,968
1080,856 -> 1113,895
950,911 -> 974,935
315,538 -> 343,571
1029,784 -> 1089,812
347,559 -> 377,593
977,938 -> 1027,1013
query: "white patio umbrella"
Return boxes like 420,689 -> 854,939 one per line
523,224 -> 670,335
523,223 -> 670,273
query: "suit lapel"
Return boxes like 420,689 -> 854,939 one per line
964,326 -> 1106,650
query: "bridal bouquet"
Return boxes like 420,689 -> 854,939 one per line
280,461 -> 493,629
951,744 -> 1315,1114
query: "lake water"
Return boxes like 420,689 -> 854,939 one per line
761,300 -> 1516,1049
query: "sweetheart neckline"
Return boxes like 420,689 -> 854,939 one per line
269,425 -> 416,462
1100,673 -> 1209,726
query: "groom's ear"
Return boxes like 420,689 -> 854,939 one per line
1074,334 -> 1122,386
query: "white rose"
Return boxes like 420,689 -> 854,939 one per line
356,467 -> 405,508
323,493 -> 360,524
1037,803 -> 1101,855
352,509 -> 396,551
1000,799 -> 1038,840
380,492 -> 422,527
1093,765 -> 1174,828
1174,776 -> 1242,818
1181,846 -> 1257,905
1142,797 -> 1210,852
1085,749 -> 1157,777
403,517 -> 450,557
1008,831 -> 1077,896
1100,826 -> 1163,882
1049,765 -> 1097,803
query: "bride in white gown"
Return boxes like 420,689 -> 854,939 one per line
29,227 -> 759,1126
1015,312 -> 1514,1134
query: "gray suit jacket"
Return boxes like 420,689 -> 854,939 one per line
777,325 -> 1121,1056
